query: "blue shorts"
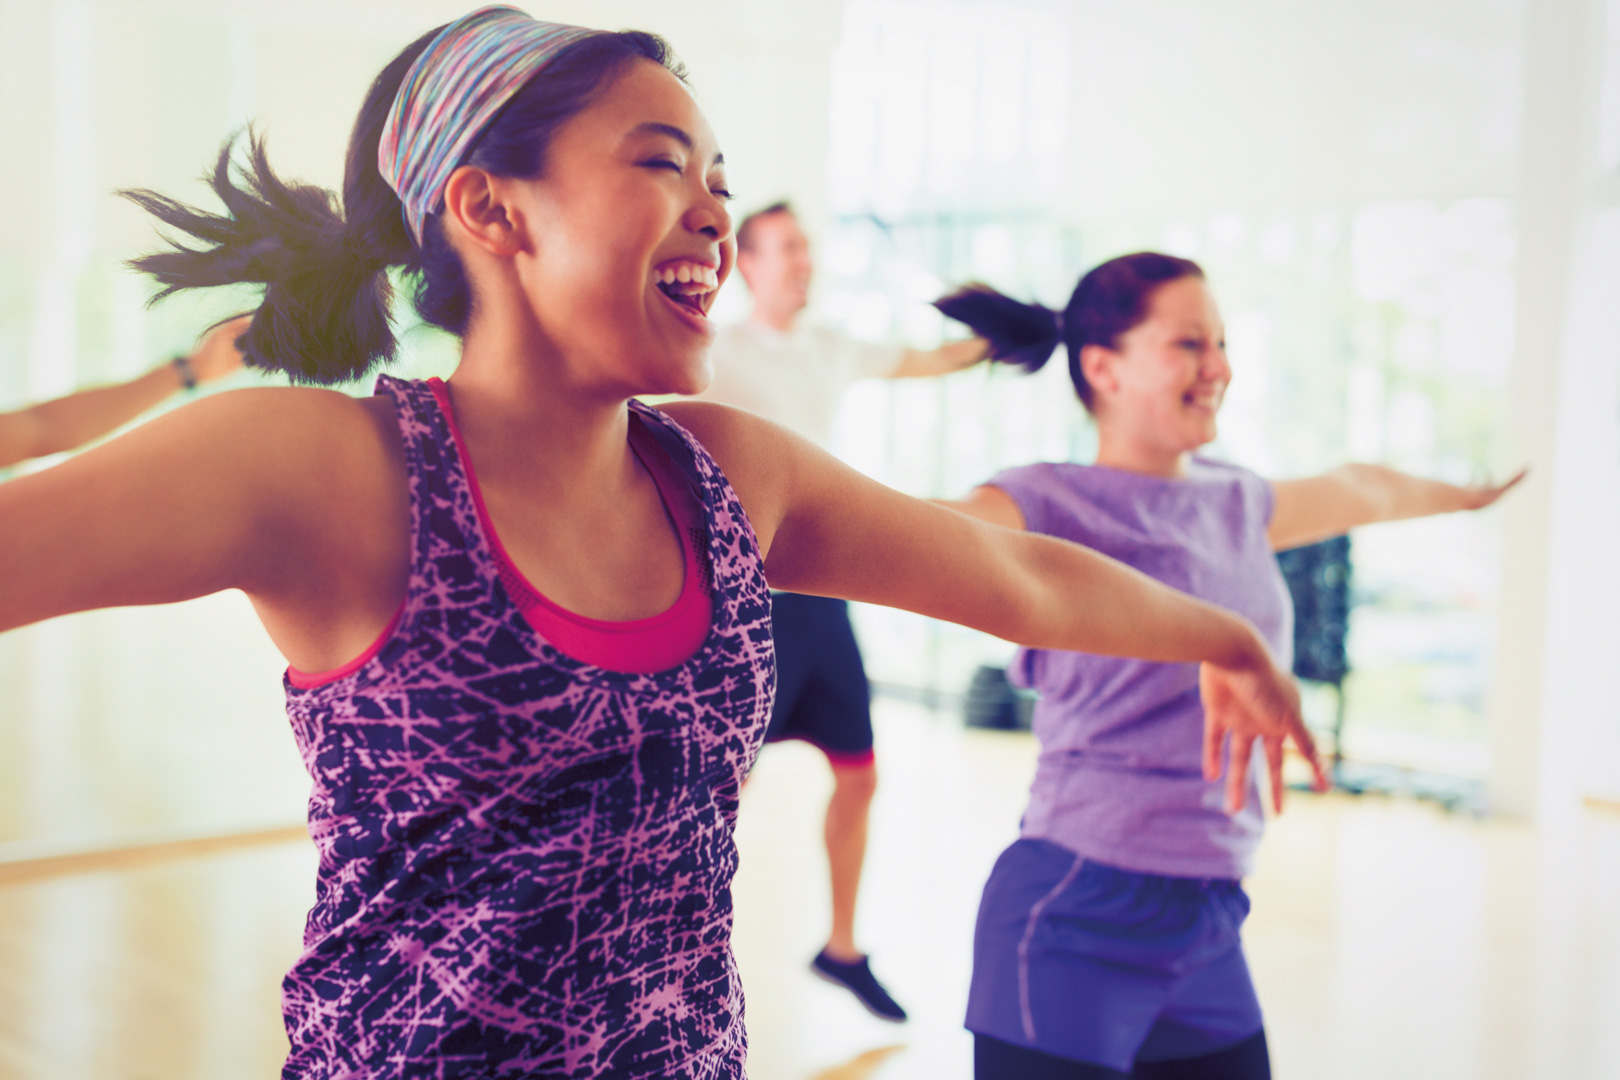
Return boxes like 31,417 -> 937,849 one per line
966,839 -> 1263,1073
764,594 -> 874,765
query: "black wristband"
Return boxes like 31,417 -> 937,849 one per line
172,354 -> 197,390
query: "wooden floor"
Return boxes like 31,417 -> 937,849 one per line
2,601 -> 1617,1079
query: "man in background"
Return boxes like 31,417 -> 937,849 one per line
0,315 -> 248,469
703,202 -> 986,1022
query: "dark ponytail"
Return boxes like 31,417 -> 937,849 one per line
121,26 -> 682,385
936,251 -> 1204,410
933,284 -> 1062,374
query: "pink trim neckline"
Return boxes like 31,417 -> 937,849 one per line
428,378 -> 710,672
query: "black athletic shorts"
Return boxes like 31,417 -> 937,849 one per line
765,593 -> 874,765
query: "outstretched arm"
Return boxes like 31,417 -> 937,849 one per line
1268,464 -> 1526,551
886,337 -> 989,379
0,315 -> 249,469
0,384 -> 409,673
663,400 -> 1327,812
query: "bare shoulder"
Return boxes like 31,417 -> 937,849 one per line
188,383 -> 390,436
655,398 -> 776,452
36,384 -> 412,539
159,385 -> 400,477
654,399 -> 803,479
652,398 -> 809,548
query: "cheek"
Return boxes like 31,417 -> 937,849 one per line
531,177 -> 658,285
530,224 -> 641,318
1129,362 -> 1187,408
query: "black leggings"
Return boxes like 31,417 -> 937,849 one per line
974,1031 -> 1271,1080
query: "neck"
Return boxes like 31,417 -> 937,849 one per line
750,300 -> 800,334
447,313 -> 638,501
1093,426 -> 1192,479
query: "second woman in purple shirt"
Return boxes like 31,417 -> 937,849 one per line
938,252 -> 1522,1080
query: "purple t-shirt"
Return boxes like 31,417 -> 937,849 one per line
989,457 -> 1291,880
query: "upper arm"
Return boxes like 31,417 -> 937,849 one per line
658,398 -> 1045,637
0,387 -> 405,646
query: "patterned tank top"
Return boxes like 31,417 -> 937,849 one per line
279,376 -> 776,1079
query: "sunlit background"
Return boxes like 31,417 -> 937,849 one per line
1,1 -> 1617,1077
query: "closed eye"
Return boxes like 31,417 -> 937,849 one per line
641,157 -> 683,173
711,188 -> 735,202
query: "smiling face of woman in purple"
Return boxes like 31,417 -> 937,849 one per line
1079,275 -> 1233,475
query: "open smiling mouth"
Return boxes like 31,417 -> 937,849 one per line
653,261 -> 719,317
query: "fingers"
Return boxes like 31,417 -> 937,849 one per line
1294,718 -> 1331,793
1488,468 -> 1529,502
1469,466 -> 1529,509
1201,673 -> 1227,782
1225,732 -> 1254,814
193,315 -> 252,382
1266,736 -> 1286,814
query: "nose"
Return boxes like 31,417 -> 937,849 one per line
683,192 -> 734,282
1205,341 -> 1231,384
686,192 -> 732,245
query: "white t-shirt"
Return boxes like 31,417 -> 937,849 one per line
703,320 -> 904,450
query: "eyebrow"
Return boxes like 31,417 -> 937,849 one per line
628,122 -> 725,166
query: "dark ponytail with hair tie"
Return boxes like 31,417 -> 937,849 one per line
933,284 -> 1063,374
935,251 -> 1204,411
120,24 -> 683,385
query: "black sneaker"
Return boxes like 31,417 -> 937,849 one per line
810,949 -> 908,1022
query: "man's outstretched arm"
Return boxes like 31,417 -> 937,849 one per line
886,337 -> 989,379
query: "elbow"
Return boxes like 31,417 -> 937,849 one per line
4,412 -> 52,465
992,550 -> 1057,647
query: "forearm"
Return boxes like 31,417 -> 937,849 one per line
1337,464 -> 1473,523
1269,462 -> 1517,549
1001,530 -> 1267,667
889,337 -> 988,378
20,363 -> 184,460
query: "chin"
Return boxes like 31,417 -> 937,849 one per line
647,357 -> 711,398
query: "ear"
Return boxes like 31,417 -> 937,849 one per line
718,235 -> 738,290
441,165 -> 525,257
1079,343 -> 1121,397
733,247 -> 757,290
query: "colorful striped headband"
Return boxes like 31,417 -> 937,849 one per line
378,6 -> 597,245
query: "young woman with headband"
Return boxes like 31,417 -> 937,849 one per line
936,252 -> 1522,1080
1,11 -> 1319,1078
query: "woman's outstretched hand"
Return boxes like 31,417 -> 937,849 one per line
187,314 -> 253,384
1200,650 -> 1329,814
1456,467 -> 1528,511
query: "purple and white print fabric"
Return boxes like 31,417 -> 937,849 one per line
280,375 -> 776,1079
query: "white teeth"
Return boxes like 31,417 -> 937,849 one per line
653,261 -> 717,290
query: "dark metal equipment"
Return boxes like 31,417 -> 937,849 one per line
1275,534 -> 1352,771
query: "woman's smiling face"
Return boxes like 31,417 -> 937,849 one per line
488,58 -> 735,397
1087,275 -> 1232,456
